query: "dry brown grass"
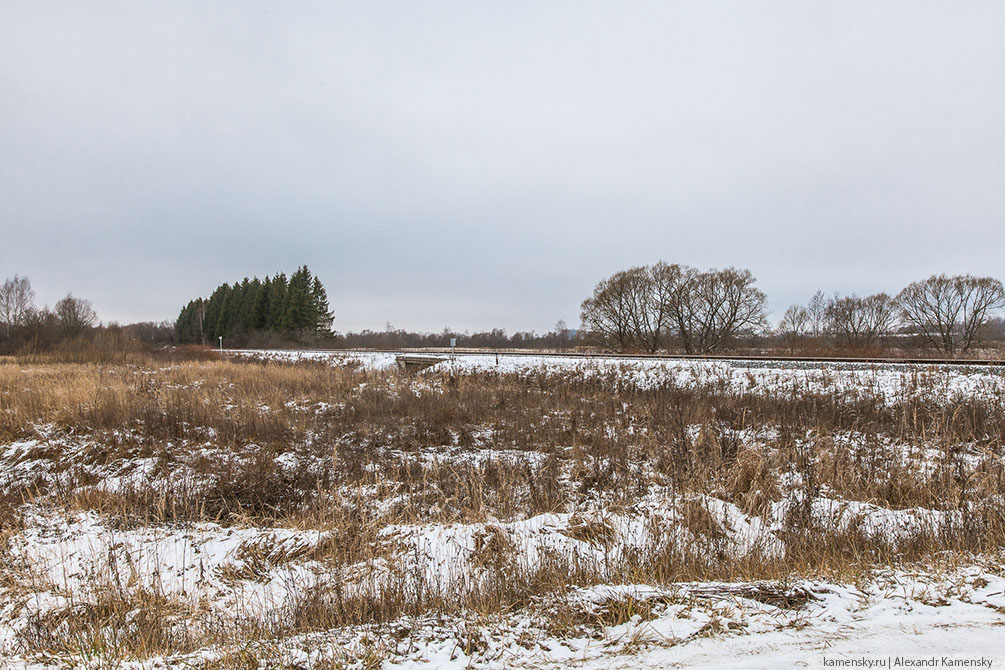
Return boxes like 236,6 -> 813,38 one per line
21,587 -> 206,661
2,356 -> 1003,533
1,355 -> 1004,664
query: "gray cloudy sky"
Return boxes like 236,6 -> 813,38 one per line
2,2 -> 1003,333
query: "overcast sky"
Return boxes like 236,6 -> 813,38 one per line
2,2 -> 1003,333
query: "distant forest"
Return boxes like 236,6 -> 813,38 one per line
175,266 -> 334,345
5,263 -> 1004,360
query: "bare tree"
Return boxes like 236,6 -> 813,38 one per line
580,271 -> 638,351
551,319 -> 572,350
807,290 -> 827,338
54,294 -> 98,337
668,267 -> 767,354
655,263 -> 699,353
0,275 -> 36,336
627,264 -> 681,353
779,304 -> 810,354
897,274 -> 1005,356
826,293 -> 897,349
583,263 -> 768,354
620,267 -> 655,352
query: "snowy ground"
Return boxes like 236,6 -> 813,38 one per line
3,486 -> 1004,668
236,348 -> 1005,404
365,568 -> 1005,669
3,502 -> 1005,669
2,354 -> 1005,667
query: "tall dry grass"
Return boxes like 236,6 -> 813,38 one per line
1,355 -> 1004,664
2,356 -> 1003,529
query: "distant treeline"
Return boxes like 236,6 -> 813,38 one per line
0,275 -> 100,354
580,263 -> 1005,356
0,274 -> 178,358
333,323 -> 578,351
175,266 -> 333,345
6,264 -> 1005,360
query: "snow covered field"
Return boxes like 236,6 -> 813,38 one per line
238,348 -> 1005,404
4,503 -> 1005,669
1,354 -> 1004,668
4,506 -> 1005,668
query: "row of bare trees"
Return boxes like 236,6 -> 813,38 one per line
580,263 -> 768,353
0,275 -> 99,353
778,275 -> 1005,355
779,292 -> 898,351
582,267 -> 1005,356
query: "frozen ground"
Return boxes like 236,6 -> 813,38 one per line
2,354 -> 1004,667
3,476 -> 1004,668
237,349 -> 1005,404
3,502 -> 1005,668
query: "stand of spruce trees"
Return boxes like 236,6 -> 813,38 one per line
176,266 -> 334,345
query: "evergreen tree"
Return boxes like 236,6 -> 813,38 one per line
267,273 -> 288,331
203,284 -> 230,340
235,277 -> 256,334
253,276 -> 271,330
282,266 -> 312,333
176,300 -> 199,342
312,276 -> 334,332
215,286 -> 236,340
175,268 -> 333,344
